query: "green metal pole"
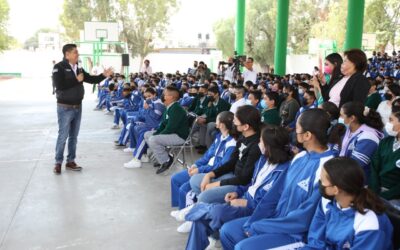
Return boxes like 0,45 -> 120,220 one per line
274,0 -> 290,76
235,0 -> 246,56
344,0 -> 365,50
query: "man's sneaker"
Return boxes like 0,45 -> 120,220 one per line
141,154 -> 150,163
111,124 -> 120,129
65,162 -> 82,171
123,158 -> 142,169
170,204 -> 194,222
123,147 -> 135,153
177,221 -> 193,234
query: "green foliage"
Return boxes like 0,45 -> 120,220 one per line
213,17 -> 235,58
116,0 -> 178,63
0,0 -> 10,52
364,0 -> 400,52
60,0 -> 92,41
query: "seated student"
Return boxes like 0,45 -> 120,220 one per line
365,79 -> 382,110
195,86 -> 231,152
304,157 -> 393,250
377,83 -> 400,124
190,105 -> 262,204
179,84 -> 195,109
279,84 -> 300,127
123,88 -> 165,168
246,90 -> 263,111
261,92 -> 281,126
220,80 -> 231,103
94,76 -> 113,110
184,126 -> 292,250
220,109 -> 335,250
144,86 -> 189,174
320,101 -> 345,155
339,101 -> 384,182
170,111 -> 236,210
370,109 -> 400,208
111,84 -> 142,130
104,83 -> 118,114
188,84 -> 209,116
288,90 -> 317,130
229,85 -> 247,114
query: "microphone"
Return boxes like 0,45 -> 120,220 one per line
77,61 -> 83,75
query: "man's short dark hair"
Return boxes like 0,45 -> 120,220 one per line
62,44 -> 77,56
208,86 -> 220,95
247,57 -> 254,62
165,85 -> 180,100
249,90 -> 262,101
144,87 -> 157,95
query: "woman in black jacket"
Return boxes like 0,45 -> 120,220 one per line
312,49 -> 370,108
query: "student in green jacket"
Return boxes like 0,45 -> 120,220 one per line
365,79 -> 382,110
195,86 -> 231,152
144,86 -> 189,174
261,91 -> 281,126
188,84 -> 209,116
370,110 -> 400,207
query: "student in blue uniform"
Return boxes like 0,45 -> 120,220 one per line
123,87 -> 165,168
220,109 -> 336,250
339,101 -> 384,183
170,111 -> 237,210
303,157 -> 393,250
184,125 -> 292,250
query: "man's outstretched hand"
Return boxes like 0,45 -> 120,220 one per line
103,67 -> 114,78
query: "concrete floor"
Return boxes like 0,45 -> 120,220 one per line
0,78 -> 190,250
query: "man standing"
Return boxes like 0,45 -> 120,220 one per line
242,57 -> 257,84
52,44 -> 113,174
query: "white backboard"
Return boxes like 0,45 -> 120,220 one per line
84,22 -> 119,42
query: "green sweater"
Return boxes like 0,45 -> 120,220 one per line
205,98 -> 231,123
261,107 -> 281,126
154,102 -> 189,140
188,96 -> 209,116
365,92 -> 382,110
370,136 -> 400,200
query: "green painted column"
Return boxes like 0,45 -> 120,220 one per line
235,0 -> 246,56
274,0 -> 289,76
344,0 -> 365,50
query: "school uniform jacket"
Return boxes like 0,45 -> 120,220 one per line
154,102 -> 189,140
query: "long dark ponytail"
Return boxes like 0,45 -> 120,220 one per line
324,157 -> 385,215
341,101 -> 384,131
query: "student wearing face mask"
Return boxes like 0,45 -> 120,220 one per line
229,85 -> 247,114
377,84 -> 400,125
365,79 -> 383,110
338,102 -> 384,182
221,80 -> 232,103
370,110 -> 400,208
303,157 -> 393,250
289,90 -> 317,130
261,92 -> 281,126
220,109 -> 335,250
279,84 -> 300,127
184,126 -> 292,250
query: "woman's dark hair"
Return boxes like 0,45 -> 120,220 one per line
392,98 -> 400,113
261,125 -> 292,164
265,92 -> 279,107
298,109 -> 331,146
343,49 -> 368,73
304,90 -> 316,100
249,90 -> 262,101
217,111 -> 238,139
235,105 -> 262,133
341,101 -> 383,131
323,157 -> 385,214
388,84 -> 400,97
325,53 -> 343,83
321,101 -> 340,120
144,87 -> 156,95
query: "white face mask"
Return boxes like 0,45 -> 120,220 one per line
385,122 -> 398,137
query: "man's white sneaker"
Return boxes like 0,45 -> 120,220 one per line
123,158 -> 142,169
177,221 -> 192,234
141,154 -> 150,163
111,124 -> 120,129
123,147 -> 135,153
172,204 -> 194,222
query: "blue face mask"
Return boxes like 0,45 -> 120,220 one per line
261,99 -> 268,109
338,117 -> 349,129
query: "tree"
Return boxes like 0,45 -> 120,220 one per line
60,0 -> 92,41
245,0 -> 277,69
0,0 -> 10,52
213,17 -> 235,58
364,0 -> 400,52
116,0 -> 178,68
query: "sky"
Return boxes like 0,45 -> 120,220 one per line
7,0 -> 236,44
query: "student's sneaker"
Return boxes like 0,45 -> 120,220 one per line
123,147 -> 135,153
111,124 -> 120,129
141,154 -> 150,163
123,158 -> 142,169
170,204 -> 194,222
206,237 -> 222,250
177,221 -> 192,234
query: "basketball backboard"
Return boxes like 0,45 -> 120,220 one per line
84,22 -> 119,42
